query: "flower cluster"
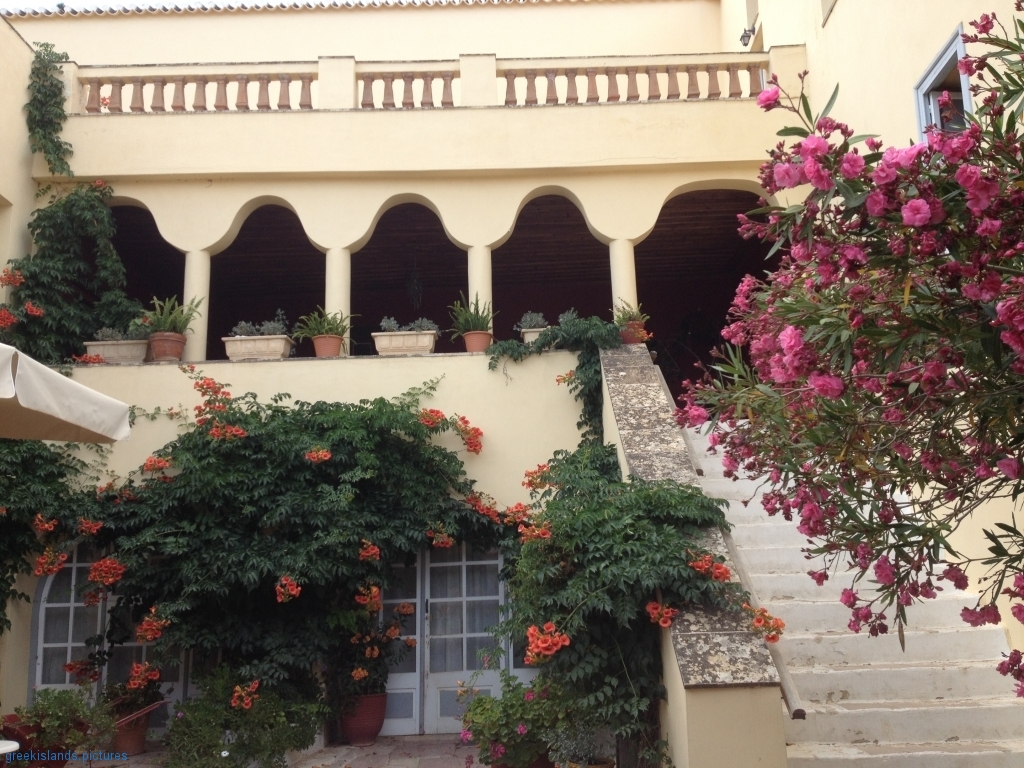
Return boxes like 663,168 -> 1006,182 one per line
555,370 -> 576,385
689,554 -> 731,582
467,492 -> 502,525
127,662 -> 161,690
0,308 -> 15,330
455,416 -> 483,454
83,589 -> 105,607
522,464 -> 551,491
143,455 -> 171,472
32,513 -> 58,533
88,557 -> 126,586
351,667 -> 369,681
524,622 -> 570,665
518,520 -> 552,543
359,540 -> 381,561
354,585 -> 382,612
742,603 -> 785,643
275,575 -> 301,603
230,680 -> 260,710
71,353 -> 105,365
0,268 -> 24,287
208,421 -> 247,440
427,527 -> 456,548
34,548 -> 68,576
23,301 -> 44,317
419,408 -> 446,428
305,448 -> 331,464
77,518 -> 103,536
63,659 -> 99,684
136,606 -> 171,642
645,601 -> 679,628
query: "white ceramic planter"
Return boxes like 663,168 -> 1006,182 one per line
222,335 -> 294,361
519,327 -> 550,343
371,331 -> 438,356
83,339 -> 149,364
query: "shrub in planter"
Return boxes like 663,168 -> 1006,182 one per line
514,312 -> 549,344
611,302 -> 650,345
83,323 -> 150,364
372,316 -> 439,356
449,293 -> 496,353
1,688 -> 114,767
144,296 -> 202,362
546,720 -> 615,768
224,310 -> 293,361
292,307 -> 351,358
164,666 -> 321,768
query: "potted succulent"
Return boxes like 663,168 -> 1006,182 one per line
222,310 -> 293,361
371,316 -> 439,356
334,587 -> 415,746
100,662 -> 166,757
514,312 -> 550,344
145,296 -> 203,362
612,301 -> 651,345
292,307 -> 351,358
449,293 -> 497,353
1,688 -> 114,768
83,321 -> 150,364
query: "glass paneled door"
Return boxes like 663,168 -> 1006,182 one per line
423,544 -> 502,733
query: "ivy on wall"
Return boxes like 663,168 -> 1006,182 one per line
25,42 -> 73,178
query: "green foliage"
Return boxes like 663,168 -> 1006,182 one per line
25,43 -> 72,178
449,292 -> 496,338
514,312 -> 548,331
292,307 -> 350,340
143,296 -> 202,335
164,667 -> 322,768
487,311 -> 622,440
379,316 -> 439,333
9,688 -> 115,754
330,599 -> 415,698
231,309 -> 289,337
611,301 -> 649,326
2,183 -> 142,363
502,441 -> 734,762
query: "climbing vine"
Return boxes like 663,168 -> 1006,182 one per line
25,42 -> 73,178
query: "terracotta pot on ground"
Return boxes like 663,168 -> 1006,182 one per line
111,710 -> 151,756
462,331 -> 493,353
148,332 -> 187,362
619,321 -> 647,344
312,335 -> 346,358
338,692 -> 387,746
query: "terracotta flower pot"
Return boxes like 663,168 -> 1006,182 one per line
1,716 -> 73,767
462,331 -> 493,353
148,332 -> 187,362
111,709 -> 150,756
338,692 -> 387,746
619,321 -> 647,344
312,335 -> 346,358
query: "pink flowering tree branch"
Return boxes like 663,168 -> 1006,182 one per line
682,10 -> 1024,692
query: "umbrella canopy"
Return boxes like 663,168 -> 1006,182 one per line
0,344 -> 130,443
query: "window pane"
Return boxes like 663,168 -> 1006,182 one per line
41,647 -> 68,685
431,601 -> 463,636
389,646 -> 416,674
157,649 -> 182,683
46,569 -> 73,604
466,565 -> 498,597
430,545 -> 462,564
43,607 -> 70,644
429,637 -> 463,673
467,545 -> 498,562
466,600 -> 499,634
72,605 -> 98,644
385,691 -> 415,719
108,646 -> 144,684
467,636 -> 499,670
430,567 -> 461,599
387,566 -> 418,600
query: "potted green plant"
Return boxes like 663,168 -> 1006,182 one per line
333,588 -> 415,746
611,301 -> 650,345
449,293 -> 497,353
514,312 -> 550,344
100,661 -> 166,757
459,667 -> 561,768
222,310 -> 293,361
546,720 -> 614,768
292,307 -> 351,358
83,321 -> 150,364
1,688 -> 114,768
144,296 -> 203,362
371,316 -> 439,356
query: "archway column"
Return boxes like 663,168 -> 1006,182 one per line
325,246 -> 352,348
467,245 -> 493,326
183,249 -> 211,362
609,238 -> 638,311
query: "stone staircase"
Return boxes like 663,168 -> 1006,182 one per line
682,428 -> 1024,767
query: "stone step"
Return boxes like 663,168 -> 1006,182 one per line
778,626 -> 1008,668
766,595 -> 977,633
751,572 -> 852,601
739,545 -> 814,574
787,740 -> 1024,767
791,660 -> 1014,704
730,521 -> 812,548
785,698 -> 1024,745
698,476 -> 765,501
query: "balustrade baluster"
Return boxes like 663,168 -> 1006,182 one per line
645,67 -> 661,101
706,65 -> 721,100
685,66 -> 699,100
503,71 -> 517,106
606,68 -> 619,103
360,74 -> 375,109
545,70 -> 558,105
214,77 -> 229,111
747,64 -> 763,97
586,68 -> 599,103
402,73 -> 415,109
150,78 -> 166,112
382,74 -> 396,109
278,75 -> 291,110
109,78 -> 124,112
193,77 -> 207,111
525,69 -> 537,106
441,72 -> 454,108
256,75 -> 271,110
171,77 -> 186,112
130,78 -> 146,112
626,67 -> 639,102
565,69 -> 578,104
235,75 -> 250,111
666,66 -> 680,100
299,75 -> 313,109
85,78 -> 101,113
422,73 -> 435,108
727,64 -> 741,98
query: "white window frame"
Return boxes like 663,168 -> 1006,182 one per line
914,25 -> 973,139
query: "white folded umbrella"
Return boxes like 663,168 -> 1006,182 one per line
0,343 -> 130,443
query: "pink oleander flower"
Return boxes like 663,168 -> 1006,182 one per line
756,86 -> 780,109
997,457 -> 1021,480
977,218 -> 1002,237
872,163 -> 897,185
799,135 -> 829,159
962,604 -> 1001,627
1011,604 -> 1024,625
808,570 -> 828,586
839,152 -> 865,179
873,556 -> 896,586
865,189 -> 888,217
774,162 -> 805,189
901,199 -> 932,227
840,588 -> 858,608
808,371 -> 844,399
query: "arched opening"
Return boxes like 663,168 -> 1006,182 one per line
350,203 -> 467,355
635,189 -> 775,401
492,196 -> 609,339
110,205 -> 185,315
207,205 -> 325,360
